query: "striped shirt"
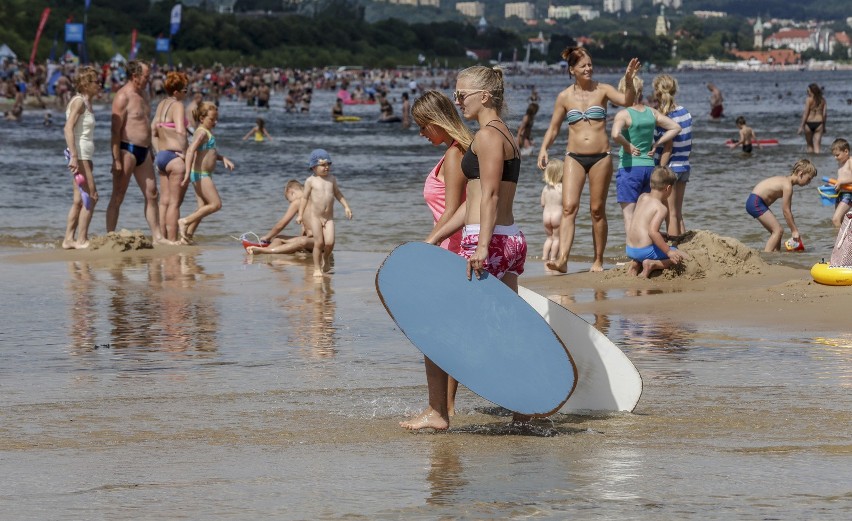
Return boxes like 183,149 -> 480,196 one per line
654,106 -> 692,173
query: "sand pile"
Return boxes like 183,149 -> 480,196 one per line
88,230 -> 153,252
607,230 -> 768,281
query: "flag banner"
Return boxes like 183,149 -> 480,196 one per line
29,8 -> 51,71
170,4 -> 182,36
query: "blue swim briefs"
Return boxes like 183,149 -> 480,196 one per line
626,244 -> 671,262
746,193 -> 769,218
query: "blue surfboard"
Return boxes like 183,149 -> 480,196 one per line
376,242 -> 577,416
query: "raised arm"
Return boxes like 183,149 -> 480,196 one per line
603,57 -> 641,108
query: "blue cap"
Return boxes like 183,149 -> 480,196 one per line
308,149 -> 332,170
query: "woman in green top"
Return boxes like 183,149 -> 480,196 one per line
611,75 -> 681,238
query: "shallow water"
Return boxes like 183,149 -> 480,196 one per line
2,71 -> 852,518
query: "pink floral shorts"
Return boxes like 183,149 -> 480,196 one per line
459,224 -> 527,279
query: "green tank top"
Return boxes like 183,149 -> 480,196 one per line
618,107 -> 656,168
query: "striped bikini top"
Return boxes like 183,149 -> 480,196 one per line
566,105 -> 607,124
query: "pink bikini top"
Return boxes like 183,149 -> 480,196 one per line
156,99 -> 189,129
423,142 -> 465,253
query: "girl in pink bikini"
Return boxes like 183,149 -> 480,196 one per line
399,90 -> 472,431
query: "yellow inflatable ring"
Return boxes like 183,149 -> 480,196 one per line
811,262 -> 852,286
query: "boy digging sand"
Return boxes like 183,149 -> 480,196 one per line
297,149 -> 353,277
746,159 -> 817,252
626,166 -> 689,278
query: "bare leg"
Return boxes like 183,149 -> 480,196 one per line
627,260 -> 641,276
813,126 -> 824,154
307,218 -> 326,277
832,202 -> 851,229
132,155 -> 166,244
447,376 -> 458,417
75,160 -> 97,248
178,177 -> 221,242
666,180 -> 687,237
757,211 -> 783,252
106,152 -> 136,233
803,127 -> 815,154
545,159 -> 585,273
322,220 -> 335,273
160,157 -> 186,242
400,356 -> 449,431
63,176 -> 82,249
620,201 -> 636,245
640,258 -> 674,278
247,236 -> 313,255
587,157 -> 613,272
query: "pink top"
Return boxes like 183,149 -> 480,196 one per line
423,145 -> 464,253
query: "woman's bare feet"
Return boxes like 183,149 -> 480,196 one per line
178,218 -> 189,242
400,408 -> 449,431
545,259 -> 567,273
75,240 -> 90,249
590,262 -> 604,272
313,269 -> 325,278
61,239 -> 76,249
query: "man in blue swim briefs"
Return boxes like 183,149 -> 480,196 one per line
626,166 -> 688,278
106,60 -> 168,244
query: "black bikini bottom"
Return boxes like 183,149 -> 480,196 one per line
566,152 -> 610,174
806,121 -> 824,133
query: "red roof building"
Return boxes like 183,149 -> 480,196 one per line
730,49 -> 800,65
765,29 -> 813,52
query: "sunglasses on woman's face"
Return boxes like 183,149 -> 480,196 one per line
453,89 -> 486,103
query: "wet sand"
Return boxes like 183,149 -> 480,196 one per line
1,233 -> 850,519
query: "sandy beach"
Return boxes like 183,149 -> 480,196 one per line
18,228 -> 849,333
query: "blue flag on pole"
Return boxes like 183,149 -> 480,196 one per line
170,5 -> 182,36
85,0 -> 91,11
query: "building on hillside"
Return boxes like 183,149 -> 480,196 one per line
548,5 -> 600,21
505,2 -> 536,21
693,11 -> 726,19
528,31 -> 549,55
385,0 -> 418,5
729,49 -> 800,66
419,0 -> 440,6
765,29 -> 813,52
157,0 -> 237,13
753,16 -> 763,49
652,0 -> 681,9
655,7 -> 669,37
603,0 -> 632,14
456,1 -> 485,17
836,32 -> 851,58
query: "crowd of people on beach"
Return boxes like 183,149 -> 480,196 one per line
5,48 -> 852,430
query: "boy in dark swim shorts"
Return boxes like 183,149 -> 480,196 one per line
626,166 -> 688,278
746,159 -> 817,252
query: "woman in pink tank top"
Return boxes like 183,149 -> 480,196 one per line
399,91 -> 473,431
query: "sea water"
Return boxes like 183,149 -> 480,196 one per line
1,71 -> 851,519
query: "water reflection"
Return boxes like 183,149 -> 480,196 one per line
545,289 -> 612,336
66,252 -> 222,357
249,255 -> 339,358
67,260 -> 98,351
426,439 -> 466,506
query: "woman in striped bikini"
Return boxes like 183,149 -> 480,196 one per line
538,48 -> 640,273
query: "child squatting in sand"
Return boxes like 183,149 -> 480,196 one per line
297,149 -> 353,277
626,166 -> 689,278
745,159 -> 817,252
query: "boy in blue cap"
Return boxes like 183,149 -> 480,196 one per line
298,149 -> 353,277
